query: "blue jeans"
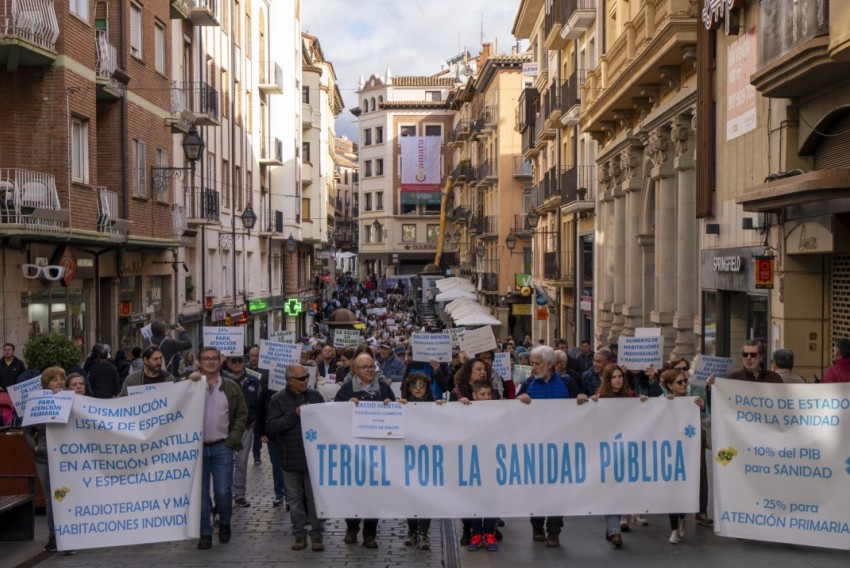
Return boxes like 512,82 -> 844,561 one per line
470,517 -> 495,535
201,441 -> 234,536
283,469 -> 323,537
252,427 -> 262,461
267,438 -> 286,500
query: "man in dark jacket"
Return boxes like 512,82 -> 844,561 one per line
266,363 -> 325,552
149,320 -> 192,376
88,345 -> 120,398
227,354 -> 261,508
0,343 -> 26,389
334,352 -> 395,548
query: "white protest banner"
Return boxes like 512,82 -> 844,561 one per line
447,327 -> 466,346
7,375 -> 43,414
410,332 -> 452,363
367,307 -> 387,316
260,340 -> 304,391
140,323 -> 153,342
352,401 -> 405,439
619,328 -> 664,370
202,326 -> 245,356
712,379 -> 850,550
303,397 -> 699,518
386,318 -> 395,326
127,382 -> 176,397
271,330 -> 296,343
333,329 -> 362,348
458,326 -> 497,356
306,366 -> 319,390
692,355 -> 735,386
48,380 -> 204,551
492,352 -> 511,379
22,391 -> 74,426
515,365 -> 532,382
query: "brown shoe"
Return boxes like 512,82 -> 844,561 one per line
532,528 -> 546,542
311,535 -> 324,552
344,530 -> 358,545
362,535 -> 378,548
545,533 -> 560,548
291,537 -> 307,551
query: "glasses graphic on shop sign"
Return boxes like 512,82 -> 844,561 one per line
21,264 -> 66,281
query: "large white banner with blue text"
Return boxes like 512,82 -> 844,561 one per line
302,398 -> 701,518
47,380 -> 204,551
712,379 -> 850,550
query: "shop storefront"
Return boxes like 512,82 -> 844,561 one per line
700,247 -> 770,357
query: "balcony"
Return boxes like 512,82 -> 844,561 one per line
513,157 -> 533,178
259,137 -> 283,166
518,87 -> 540,133
0,168 -> 69,234
562,0 -> 597,40
480,105 -> 498,133
450,161 -> 473,184
187,187 -> 220,224
559,68 -> 585,125
562,165 -> 597,215
259,62 -> 284,95
170,0 -> 191,20
535,100 -> 556,149
167,81 -> 194,133
544,0 -> 569,50
522,126 -> 538,158
185,81 -> 219,125
189,0 -> 220,26
544,83 -> 561,126
480,272 -> 499,293
0,0 -> 59,71
97,187 -> 132,240
95,30 -> 124,100
449,119 -> 470,145
302,103 -> 319,129
475,160 -> 494,184
301,161 -> 314,185
480,215 -> 498,238
512,213 -> 533,237
751,1 -> 838,98
543,251 -> 559,280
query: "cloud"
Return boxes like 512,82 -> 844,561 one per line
302,0 -> 523,140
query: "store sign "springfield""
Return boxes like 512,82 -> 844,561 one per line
713,256 -> 742,272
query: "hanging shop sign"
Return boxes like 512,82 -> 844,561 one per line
284,298 -> 303,317
754,256 -> 775,289
119,301 -> 132,317
535,308 -> 549,321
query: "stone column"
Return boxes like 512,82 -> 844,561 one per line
610,180 -> 626,340
649,125 -> 676,358
596,161 -> 615,347
619,142 -> 643,337
672,112 -> 697,360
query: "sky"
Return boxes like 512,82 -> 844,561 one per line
301,0 -> 525,141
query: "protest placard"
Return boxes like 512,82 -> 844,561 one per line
7,375 -> 43,414
202,326 -> 245,356
619,328 -> 664,370
367,307 -> 388,316
21,390 -> 74,426
140,323 -> 153,342
410,332 -> 452,363
692,354 -> 735,386
351,401 -> 405,439
48,380 -> 204,551
515,365 -> 532,382
458,326 -> 497,356
271,330 -> 295,343
127,382 -> 176,397
259,340 -> 303,391
333,329 -> 362,348
447,327 -> 466,346
492,352 -> 511,379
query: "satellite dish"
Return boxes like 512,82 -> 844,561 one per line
463,65 -> 473,76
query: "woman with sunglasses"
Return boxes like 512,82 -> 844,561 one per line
397,372 -> 436,551
660,367 -> 707,544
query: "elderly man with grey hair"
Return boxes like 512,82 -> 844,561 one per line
580,348 -> 610,396
771,348 -> 805,383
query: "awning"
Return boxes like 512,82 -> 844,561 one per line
435,288 -> 477,302
454,313 -> 502,326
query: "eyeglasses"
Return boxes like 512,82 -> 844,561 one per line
287,375 -> 310,382
229,358 -> 245,364
673,365 -> 688,371
21,264 -> 66,281
742,352 -> 759,358
410,382 -> 428,389
200,356 -> 220,362
674,380 -> 688,385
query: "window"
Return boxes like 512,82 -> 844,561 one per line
70,0 -> 88,21
370,98 -> 376,111
302,86 -> 310,104
235,166 -> 242,211
425,91 -> 442,101
155,149 -> 168,202
130,3 -> 143,59
132,139 -> 146,197
374,225 -> 383,243
154,22 -> 166,74
425,124 -> 442,138
364,160 -> 372,177
426,224 -> 440,242
375,159 -> 384,176
301,197 -> 311,221
365,225 -> 372,243
363,129 -> 372,146
222,159 -> 230,208
364,193 -> 372,211
376,192 -> 383,210
400,125 -> 416,137
362,99 -> 368,112
301,142 -> 311,163
375,126 -> 383,144
71,118 -> 89,183
221,69 -> 229,119
402,224 -> 416,242
207,152 -> 216,194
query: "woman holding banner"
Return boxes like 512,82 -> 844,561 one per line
23,366 -> 66,553
446,357 -> 500,403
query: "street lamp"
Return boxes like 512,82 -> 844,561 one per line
505,233 -> 517,255
526,209 -> 540,229
476,242 -> 485,258
453,228 -> 461,243
240,204 -> 258,233
372,219 -> 382,243
151,126 -> 205,193
285,233 -> 297,254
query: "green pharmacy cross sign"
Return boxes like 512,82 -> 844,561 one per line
284,298 -> 303,317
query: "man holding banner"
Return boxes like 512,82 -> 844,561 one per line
191,346 -> 248,550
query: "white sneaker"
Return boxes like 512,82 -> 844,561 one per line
631,514 -> 649,526
620,515 -> 629,531
677,517 -> 685,539
668,529 -> 681,544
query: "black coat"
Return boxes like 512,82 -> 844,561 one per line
88,359 -> 120,398
0,356 -> 26,389
265,387 -> 324,471
334,380 -> 396,403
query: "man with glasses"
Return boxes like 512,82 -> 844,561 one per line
729,340 -> 782,383
266,363 -> 326,551
226,354 -> 261,508
335,352 -> 395,548
189,346 -> 248,550
0,343 -> 26,389
118,346 -> 176,396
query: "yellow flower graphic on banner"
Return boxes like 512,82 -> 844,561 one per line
53,486 -> 70,502
715,447 -> 738,467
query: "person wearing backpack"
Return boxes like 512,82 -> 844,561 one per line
149,320 -> 192,377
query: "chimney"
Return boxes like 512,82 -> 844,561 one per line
478,43 -> 492,69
